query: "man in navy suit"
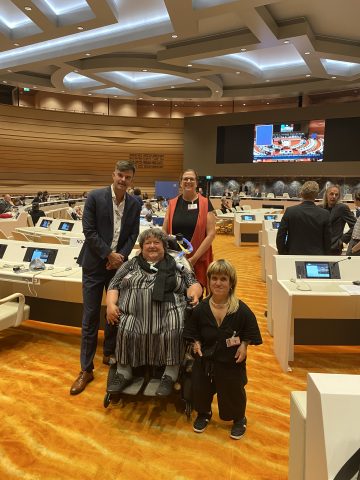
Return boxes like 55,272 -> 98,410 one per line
70,160 -> 141,395
276,181 -> 331,255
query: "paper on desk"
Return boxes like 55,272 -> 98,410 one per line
339,284 -> 360,295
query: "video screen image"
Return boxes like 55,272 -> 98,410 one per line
153,217 -> 165,226
23,247 -> 58,264
272,221 -> 281,229
39,219 -> 52,228
253,120 -> 325,163
241,215 -> 255,221
264,214 -> 277,220
58,221 -> 74,232
305,262 -> 331,279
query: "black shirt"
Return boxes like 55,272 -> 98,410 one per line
172,196 -> 214,241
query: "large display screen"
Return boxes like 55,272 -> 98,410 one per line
253,120 -> 325,163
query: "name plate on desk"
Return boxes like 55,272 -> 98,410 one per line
69,238 -> 85,247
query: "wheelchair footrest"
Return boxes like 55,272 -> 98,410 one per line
143,378 -> 161,396
122,377 -> 145,395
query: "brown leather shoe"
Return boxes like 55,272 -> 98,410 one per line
70,371 -> 94,395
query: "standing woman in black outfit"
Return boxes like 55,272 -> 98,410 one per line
163,169 -> 216,289
183,259 -> 262,440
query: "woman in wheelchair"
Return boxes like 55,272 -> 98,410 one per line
105,228 -> 202,397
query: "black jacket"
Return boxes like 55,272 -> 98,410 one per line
321,202 -> 356,253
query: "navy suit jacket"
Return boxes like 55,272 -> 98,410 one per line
276,201 -> 331,255
77,187 -> 141,270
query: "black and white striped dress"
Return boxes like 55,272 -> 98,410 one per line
108,257 -> 197,367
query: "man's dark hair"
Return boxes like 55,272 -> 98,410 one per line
115,160 -> 136,174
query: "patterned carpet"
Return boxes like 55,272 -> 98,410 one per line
0,235 -> 359,480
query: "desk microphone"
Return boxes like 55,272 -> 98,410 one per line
331,256 -> 351,268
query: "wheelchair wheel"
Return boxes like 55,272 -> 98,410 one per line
103,392 -> 111,408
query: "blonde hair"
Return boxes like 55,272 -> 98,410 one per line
206,259 -> 239,314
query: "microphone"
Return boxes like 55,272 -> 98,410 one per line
331,256 -> 351,268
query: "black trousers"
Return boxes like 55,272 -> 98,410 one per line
191,357 -> 247,421
80,266 -> 118,372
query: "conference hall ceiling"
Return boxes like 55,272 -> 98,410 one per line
0,0 -> 360,101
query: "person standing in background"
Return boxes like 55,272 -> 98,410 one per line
70,160 -> 141,395
320,185 -> 355,254
163,169 -> 216,289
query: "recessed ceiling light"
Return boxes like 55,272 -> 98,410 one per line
283,40 -> 290,44
215,90 -> 219,93
265,79 -> 270,82
152,103 -> 155,106
243,103 -> 246,106
240,48 -> 247,52
24,6 -> 32,11
88,93 -> 92,96
14,43 -> 20,47
138,97 -> 143,100
164,98 -> 168,101
236,71 -> 240,74
187,64 -> 192,67
142,69 -> 148,72
197,104 -> 200,107
171,34 -> 178,39
2,81 -> 7,84
331,76 -> 337,79
33,86 -> 37,89
174,104 -> 178,107
220,104 -> 223,106
304,51 -> 311,55
171,86 -> 175,88
7,69 -> 12,72
196,78 -> 201,81
61,91 -> 65,93
77,26 -> 84,30
114,95 -> 118,98
85,53 -> 91,56
266,102 -> 270,105
306,74 -> 311,77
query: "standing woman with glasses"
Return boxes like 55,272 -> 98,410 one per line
163,169 -> 216,289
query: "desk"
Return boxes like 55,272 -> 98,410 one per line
272,255 -> 360,372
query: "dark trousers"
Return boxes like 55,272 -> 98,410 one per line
192,358 -> 247,421
80,266 -> 118,372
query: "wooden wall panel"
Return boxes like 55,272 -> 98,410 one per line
0,105 -> 184,197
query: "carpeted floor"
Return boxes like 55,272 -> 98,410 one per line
0,235 -> 359,480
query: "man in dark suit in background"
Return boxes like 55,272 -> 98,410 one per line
276,181 -> 331,255
70,160 -> 141,395
320,185 -> 355,255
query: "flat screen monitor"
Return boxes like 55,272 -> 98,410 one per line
241,214 -> 255,221
253,120 -> 325,163
304,262 -> 331,279
58,221 -> 74,232
153,217 -> 164,226
272,221 -> 281,229
39,218 -> 52,228
0,244 -> 7,259
264,214 -> 277,220
23,247 -> 58,264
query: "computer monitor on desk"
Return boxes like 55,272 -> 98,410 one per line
241,214 -> 256,221
23,247 -> 58,264
295,261 -> 341,279
58,221 -> 74,232
153,217 -> 164,226
264,214 -> 277,221
0,244 -> 7,259
39,218 -> 52,228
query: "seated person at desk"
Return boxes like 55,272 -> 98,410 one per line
106,228 -> 202,396
140,213 -> 154,227
276,181 -> 331,255
346,191 -> 360,256
141,201 -> 153,216
220,197 -> 232,214
68,201 -> 81,220
29,202 -> 46,225
0,196 -> 13,217
183,259 -> 262,439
